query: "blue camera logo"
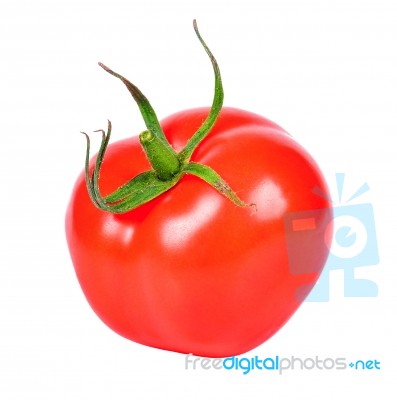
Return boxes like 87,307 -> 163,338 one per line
285,173 -> 379,302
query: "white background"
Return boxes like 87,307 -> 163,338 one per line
1,0 -> 396,398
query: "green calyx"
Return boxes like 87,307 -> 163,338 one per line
82,20 -> 252,214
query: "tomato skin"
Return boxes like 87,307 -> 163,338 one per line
66,107 -> 332,357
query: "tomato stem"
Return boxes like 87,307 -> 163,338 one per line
82,20 -> 253,213
139,130 -> 181,180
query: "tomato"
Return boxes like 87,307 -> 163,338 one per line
65,21 -> 332,357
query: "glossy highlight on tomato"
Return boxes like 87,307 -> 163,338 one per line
65,21 -> 332,357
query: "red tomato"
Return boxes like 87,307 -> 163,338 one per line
65,106 -> 332,357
